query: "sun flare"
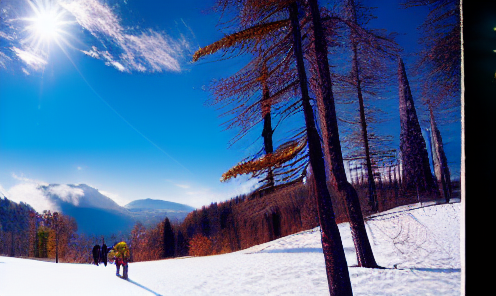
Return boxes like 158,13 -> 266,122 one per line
24,0 -> 71,49
32,10 -> 61,40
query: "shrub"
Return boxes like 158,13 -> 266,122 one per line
188,233 -> 212,257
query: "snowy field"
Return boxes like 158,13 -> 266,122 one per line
0,203 -> 461,296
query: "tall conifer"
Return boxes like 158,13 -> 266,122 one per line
162,217 -> 175,258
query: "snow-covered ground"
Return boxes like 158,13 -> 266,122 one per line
0,203 -> 461,296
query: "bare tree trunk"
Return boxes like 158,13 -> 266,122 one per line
306,0 -> 379,269
54,213 -> 59,263
354,162 -> 359,185
288,3 -> 353,295
347,0 -> 379,213
10,232 -> 14,257
261,63 -> 275,188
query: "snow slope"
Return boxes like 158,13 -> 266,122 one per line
0,203 -> 461,296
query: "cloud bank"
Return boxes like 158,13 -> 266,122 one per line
46,184 -> 84,206
4,175 -> 57,213
3,174 -> 87,213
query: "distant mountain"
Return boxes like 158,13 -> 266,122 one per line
36,184 -> 195,236
124,199 -> 195,227
125,199 -> 195,212
40,184 -> 135,236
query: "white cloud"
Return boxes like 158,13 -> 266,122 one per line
7,182 -> 59,213
11,47 -> 47,71
60,0 -> 186,73
0,50 -> 12,69
4,174 -> 55,212
12,173 -> 49,186
47,184 -> 84,206
81,46 -> 100,58
110,60 -> 126,72
177,176 -> 261,209
165,179 -> 192,190
0,31 -> 14,41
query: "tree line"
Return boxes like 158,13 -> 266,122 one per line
0,196 -> 125,264
125,171 -> 459,263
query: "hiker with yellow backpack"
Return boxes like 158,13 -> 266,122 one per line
109,241 -> 130,279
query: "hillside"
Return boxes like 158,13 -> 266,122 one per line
35,184 -> 194,235
38,184 -> 135,236
0,203 -> 462,296
0,197 -> 34,233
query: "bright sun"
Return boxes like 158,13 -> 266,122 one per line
24,0 -> 70,48
32,10 -> 61,40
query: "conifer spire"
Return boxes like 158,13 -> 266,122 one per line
398,57 -> 437,195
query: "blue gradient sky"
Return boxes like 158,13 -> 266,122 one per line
0,0 -> 460,210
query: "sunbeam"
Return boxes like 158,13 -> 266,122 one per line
22,0 -> 73,52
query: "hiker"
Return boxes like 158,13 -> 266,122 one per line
92,244 -> 101,266
109,241 -> 130,279
101,243 -> 108,267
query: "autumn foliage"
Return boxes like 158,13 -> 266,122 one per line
188,234 -> 213,257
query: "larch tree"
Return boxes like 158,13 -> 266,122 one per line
130,221 -> 146,262
195,14 -> 311,188
303,0 -> 380,270
194,0 -> 387,293
48,212 -> 77,263
287,1 -> 354,293
401,0 -> 461,203
401,0 -> 460,99
28,211 -> 38,258
306,2 -> 399,208
335,0 -> 400,212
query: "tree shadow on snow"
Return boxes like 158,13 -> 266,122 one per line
410,268 -> 461,273
262,247 -> 322,253
385,266 -> 461,273
127,279 -> 163,296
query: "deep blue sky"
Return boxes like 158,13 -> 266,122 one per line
0,0 -> 460,210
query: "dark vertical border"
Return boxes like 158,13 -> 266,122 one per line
462,0 -> 496,293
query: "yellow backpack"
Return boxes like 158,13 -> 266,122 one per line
110,242 -> 130,260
